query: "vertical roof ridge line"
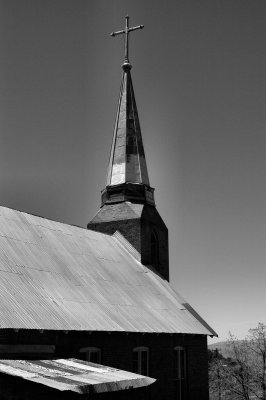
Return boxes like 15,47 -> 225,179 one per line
130,73 -> 142,184
105,71 -> 126,187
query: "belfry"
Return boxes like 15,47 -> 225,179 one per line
88,16 -> 169,280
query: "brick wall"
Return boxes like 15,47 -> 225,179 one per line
88,218 -> 142,254
0,330 -> 209,400
88,204 -> 169,280
140,207 -> 169,281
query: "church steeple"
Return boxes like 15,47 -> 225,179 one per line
88,17 -> 169,281
101,16 -> 155,207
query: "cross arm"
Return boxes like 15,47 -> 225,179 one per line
110,29 -> 125,37
110,25 -> 144,37
128,25 -> 144,33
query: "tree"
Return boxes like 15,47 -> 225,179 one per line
209,323 -> 266,400
209,351 -> 230,399
245,323 -> 266,399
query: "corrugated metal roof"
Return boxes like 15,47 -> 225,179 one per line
113,231 -> 141,262
0,206 -> 217,336
0,358 -> 155,393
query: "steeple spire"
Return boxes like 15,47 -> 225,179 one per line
101,16 -> 155,207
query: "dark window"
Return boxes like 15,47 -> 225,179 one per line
133,347 -> 149,376
79,347 -> 101,364
174,346 -> 187,400
151,230 -> 159,268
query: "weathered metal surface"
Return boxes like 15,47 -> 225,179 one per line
0,358 -> 155,393
0,206 -> 217,336
106,67 -> 150,187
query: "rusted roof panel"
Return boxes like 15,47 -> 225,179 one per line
0,206 -> 217,336
0,358 -> 155,393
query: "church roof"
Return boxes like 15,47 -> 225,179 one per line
90,202 -> 144,223
106,65 -> 150,188
0,206 -> 217,336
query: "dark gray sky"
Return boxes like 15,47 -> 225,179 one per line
0,0 -> 265,342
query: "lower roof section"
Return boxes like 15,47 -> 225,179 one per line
0,206 -> 217,337
0,358 -> 155,394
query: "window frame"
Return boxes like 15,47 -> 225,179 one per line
133,346 -> 149,376
79,346 -> 101,363
174,346 -> 187,399
174,346 -> 186,380
151,230 -> 159,269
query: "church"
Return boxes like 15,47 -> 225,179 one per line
0,16 -> 216,400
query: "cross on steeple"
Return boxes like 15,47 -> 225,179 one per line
110,16 -> 144,66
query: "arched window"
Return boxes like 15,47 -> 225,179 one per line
174,346 -> 187,399
151,230 -> 159,269
133,346 -> 149,376
79,347 -> 101,363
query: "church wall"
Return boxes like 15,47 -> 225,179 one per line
88,204 -> 169,281
88,218 -> 142,254
0,330 -> 209,400
141,214 -> 169,281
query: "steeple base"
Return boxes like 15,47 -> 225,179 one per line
101,183 -> 155,207
87,202 -> 169,281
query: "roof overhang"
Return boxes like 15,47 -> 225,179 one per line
0,358 -> 155,395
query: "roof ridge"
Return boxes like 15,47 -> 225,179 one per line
112,231 -> 141,262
